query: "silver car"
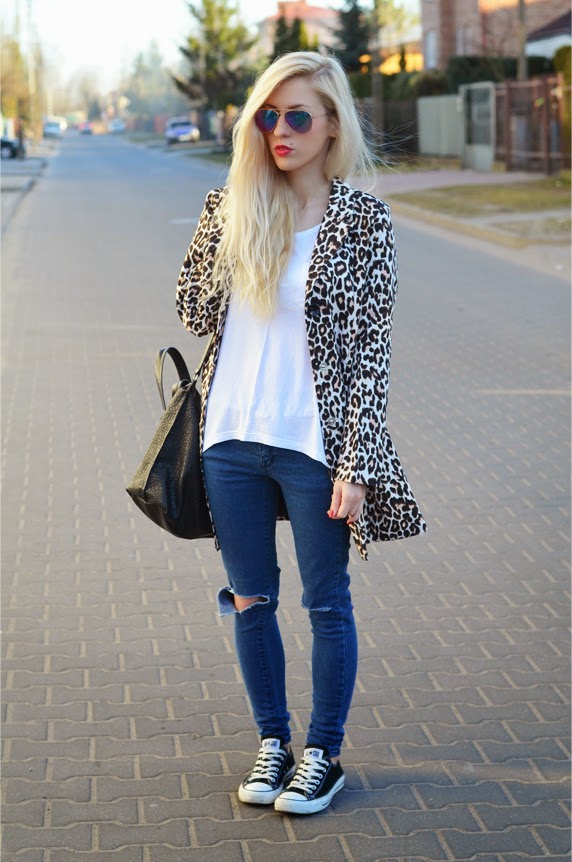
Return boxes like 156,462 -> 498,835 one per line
165,117 -> 200,145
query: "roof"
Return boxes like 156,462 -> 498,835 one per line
268,0 -> 338,22
527,10 -> 571,42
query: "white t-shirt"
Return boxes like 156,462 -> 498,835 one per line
203,223 -> 327,466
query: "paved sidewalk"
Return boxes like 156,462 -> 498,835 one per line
1,139 -> 571,862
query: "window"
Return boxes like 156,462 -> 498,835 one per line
425,30 -> 437,68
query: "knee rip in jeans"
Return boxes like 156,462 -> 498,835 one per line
217,586 -> 270,617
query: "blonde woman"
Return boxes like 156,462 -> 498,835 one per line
176,52 -> 425,815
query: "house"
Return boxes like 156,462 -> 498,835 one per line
421,0 -> 571,68
255,0 -> 339,57
525,9 -> 571,56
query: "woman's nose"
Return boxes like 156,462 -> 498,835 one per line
273,114 -> 291,136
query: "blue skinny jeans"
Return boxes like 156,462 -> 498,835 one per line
202,440 -> 358,758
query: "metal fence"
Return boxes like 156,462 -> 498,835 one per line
358,97 -> 418,155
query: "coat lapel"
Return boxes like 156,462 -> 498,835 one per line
305,178 -> 355,300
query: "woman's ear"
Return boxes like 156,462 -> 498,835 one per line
328,116 -> 339,138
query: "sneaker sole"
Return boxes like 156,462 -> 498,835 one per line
274,774 -> 345,814
238,765 -> 297,805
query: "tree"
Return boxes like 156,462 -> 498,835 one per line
333,0 -> 370,73
1,35 -> 29,120
290,18 -> 311,51
271,14 -> 315,61
272,12 -> 291,58
174,0 -> 257,110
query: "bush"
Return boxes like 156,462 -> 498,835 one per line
349,71 -> 371,99
446,54 -> 554,91
553,46 -> 571,159
413,69 -> 449,97
553,45 -> 571,84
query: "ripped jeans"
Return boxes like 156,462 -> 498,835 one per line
202,440 -> 358,758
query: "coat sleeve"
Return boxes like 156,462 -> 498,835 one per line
176,188 -> 225,337
334,201 -> 398,487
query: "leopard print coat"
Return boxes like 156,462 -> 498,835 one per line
176,177 -> 426,560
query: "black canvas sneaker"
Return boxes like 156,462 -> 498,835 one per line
238,737 -> 296,805
274,746 -> 345,814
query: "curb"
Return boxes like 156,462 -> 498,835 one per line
386,199 -> 570,249
1,164 -> 45,236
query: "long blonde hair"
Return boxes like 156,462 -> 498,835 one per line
211,52 -> 377,317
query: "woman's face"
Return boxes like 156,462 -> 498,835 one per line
258,77 -> 336,179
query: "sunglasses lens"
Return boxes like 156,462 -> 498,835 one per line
254,109 -> 278,133
286,111 -> 313,133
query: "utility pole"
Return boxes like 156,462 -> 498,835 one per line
26,0 -> 40,139
371,0 -> 384,137
517,0 -> 527,81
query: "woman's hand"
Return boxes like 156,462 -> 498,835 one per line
328,480 -> 367,524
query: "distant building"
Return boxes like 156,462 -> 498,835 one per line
256,0 -> 339,57
421,0 -> 571,68
526,9 -> 571,56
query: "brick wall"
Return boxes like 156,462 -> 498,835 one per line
421,0 -> 570,67
482,0 -> 571,55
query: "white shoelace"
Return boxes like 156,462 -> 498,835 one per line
287,753 -> 328,793
248,747 -> 286,782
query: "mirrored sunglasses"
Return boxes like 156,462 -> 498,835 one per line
254,108 -> 328,135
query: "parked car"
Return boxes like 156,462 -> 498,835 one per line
108,118 -> 127,134
79,122 -> 93,135
1,137 -> 24,159
165,117 -> 200,145
43,120 -> 63,138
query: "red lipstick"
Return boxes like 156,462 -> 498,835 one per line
274,146 -> 293,156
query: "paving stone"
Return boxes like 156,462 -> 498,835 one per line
95,736 -> 176,758
1,759 -> 48,780
344,831 -> 448,860
4,778 -> 91,804
1,721 -> 49,740
143,793 -> 233,822
96,775 -> 183,802
54,852 -> 143,862
49,799 -> 139,826
396,740 -> 485,765
382,804 -> 481,835
1,800 -> 46,827
478,738 -> 570,762
0,850 -> 46,862
148,846 -> 245,862
248,835 -> 348,862
51,757 -> 135,781
474,801 -> 570,831
2,141 -> 570,862
533,824 -> 572,855
98,821 -> 191,850
2,824 -> 92,851
415,781 -> 512,808
502,780 -> 571,805
442,826 -> 546,856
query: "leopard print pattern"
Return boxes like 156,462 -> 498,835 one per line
176,178 -> 426,560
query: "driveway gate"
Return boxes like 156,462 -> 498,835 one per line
460,82 -> 496,171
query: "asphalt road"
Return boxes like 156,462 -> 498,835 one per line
2,135 -> 570,861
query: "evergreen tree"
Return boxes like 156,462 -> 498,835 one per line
333,0 -> 370,73
290,18 -> 311,51
175,0 -> 257,110
272,12 -> 291,59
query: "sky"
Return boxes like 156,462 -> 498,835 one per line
3,0 -> 348,91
